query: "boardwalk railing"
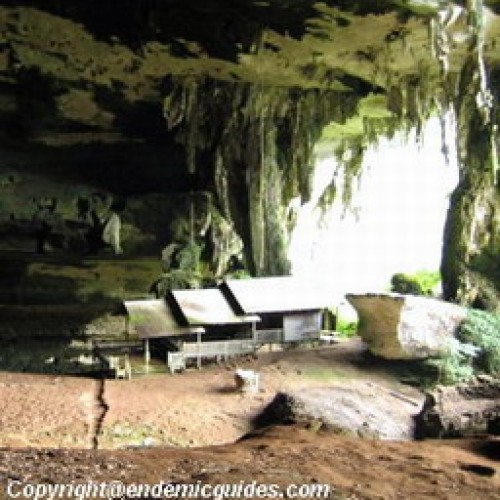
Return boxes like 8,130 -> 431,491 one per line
167,339 -> 256,372
166,328 -> 320,373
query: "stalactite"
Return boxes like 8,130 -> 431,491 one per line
428,4 -> 460,161
163,76 -> 359,275
160,2 -> 497,292
387,85 -> 404,119
431,4 -> 456,77
340,144 -> 365,209
328,141 -> 366,214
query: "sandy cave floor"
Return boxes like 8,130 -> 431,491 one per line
0,339 -> 498,499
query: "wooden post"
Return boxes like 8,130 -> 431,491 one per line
144,338 -> 150,370
252,321 -> 257,353
125,314 -> 131,339
197,331 -> 201,369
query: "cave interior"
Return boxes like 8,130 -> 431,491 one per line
0,0 -> 498,350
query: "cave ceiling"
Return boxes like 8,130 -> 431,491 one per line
0,1 -> 498,304
1,0 -> 499,156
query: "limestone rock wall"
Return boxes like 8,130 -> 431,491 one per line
441,64 -> 500,312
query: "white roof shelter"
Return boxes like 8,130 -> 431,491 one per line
169,289 -> 259,326
221,276 -> 331,314
124,299 -> 205,339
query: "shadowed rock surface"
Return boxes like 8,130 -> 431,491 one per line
415,376 -> 500,438
255,385 -> 423,440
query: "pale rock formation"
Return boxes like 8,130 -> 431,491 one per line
346,293 -> 467,360
102,212 -> 123,255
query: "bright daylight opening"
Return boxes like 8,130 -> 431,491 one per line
289,117 -> 460,302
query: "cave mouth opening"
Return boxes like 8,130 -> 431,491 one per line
289,117 -> 459,301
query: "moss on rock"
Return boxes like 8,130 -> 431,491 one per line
164,76 -> 359,275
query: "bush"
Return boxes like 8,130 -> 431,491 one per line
390,270 -> 440,296
336,316 -> 358,337
458,309 -> 500,375
424,338 -> 477,385
150,270 -> 200,297
422,309 -> 500,385
390,273 -> 424,295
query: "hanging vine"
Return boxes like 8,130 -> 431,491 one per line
163,75 -> 359,275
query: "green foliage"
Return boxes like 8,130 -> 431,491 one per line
458,309 -> 500,375
175,242 -> 202,273
336,316 -> 358,337
151,240 -> 206,296
391,273 -> 424,295
413,270 -> 441,294
420,309 -> 500,386
390,270 -> 440,296
424,341 -> 476,385
324,304 -> 359,338
150,270 -> 200,297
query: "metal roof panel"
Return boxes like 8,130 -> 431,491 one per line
170,288 -> 259,325
124,299 -> 204,338
222,277 -> 331,314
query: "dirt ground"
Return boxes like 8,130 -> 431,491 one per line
0,339 -> 498,499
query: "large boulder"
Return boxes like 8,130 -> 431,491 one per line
346,293 -> 467,360
254,386 -> 421,440
415,376 -> 500,438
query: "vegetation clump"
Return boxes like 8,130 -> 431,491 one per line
424,309 -> 500,385
458,309 -> 500,375
390,270 -> 440,296
335,315 -> 358,338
